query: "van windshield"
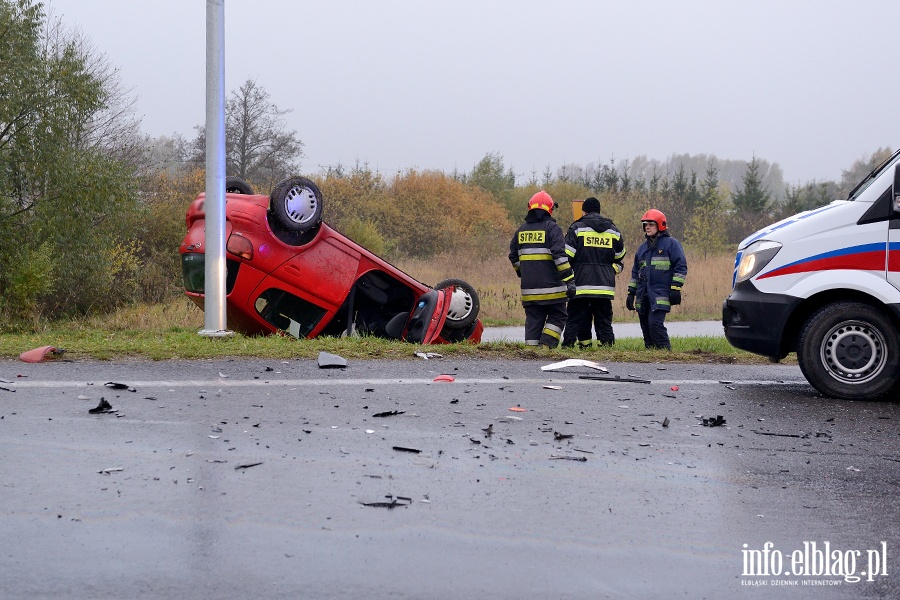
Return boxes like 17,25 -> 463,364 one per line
847,148 -> 900,201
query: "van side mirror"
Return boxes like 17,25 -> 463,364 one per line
894,164 -> 900,212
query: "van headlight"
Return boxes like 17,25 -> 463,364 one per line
736,240 -> 782,283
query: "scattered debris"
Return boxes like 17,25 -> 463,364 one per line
0,385 -> 14,393
579,375 -> 651,384
373,410 -> 405,418
701,415 -> 726,427
392,446 -> 422,453
234,462 -> 263,470
662,417 -> 670,428
317,352 -> 347,368
415,352 -> 443,360
509,406 -> 527,412
751,430 -> 804,438
553,432 -> 574,440
847,466 -> 861,472
550,455 -> 588,462
88,398 -> 114,414
482,424 -> 494,436
98,467 -> 124,475
670,385 -> 679,391
19,346 -> 65,363
543,385 -> 563,390
433,374 -> 455,382
541,359 -> 608,373
360,495 -> 412,509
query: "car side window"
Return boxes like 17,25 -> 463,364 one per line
255,288 -> 327,339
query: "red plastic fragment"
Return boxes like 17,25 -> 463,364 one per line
19,346 -> 60,363
670,385 -> 679,392
433,374 -> 455,382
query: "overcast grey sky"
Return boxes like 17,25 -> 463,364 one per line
48,0 -> 900,184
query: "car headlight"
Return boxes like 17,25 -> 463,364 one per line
736,240 -> 782,283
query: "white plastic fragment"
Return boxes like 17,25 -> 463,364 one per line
541,359 -> 608,373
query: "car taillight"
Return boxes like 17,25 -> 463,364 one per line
226,233 -> 253,260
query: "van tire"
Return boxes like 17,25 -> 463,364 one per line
797,302 -> 900,400
434,278 -> 480,329
269,177 -> 323,232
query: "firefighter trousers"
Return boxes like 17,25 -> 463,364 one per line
524,303 -> 567,348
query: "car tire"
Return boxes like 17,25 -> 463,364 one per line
269,176 -> 323,232
797,302 -> 900,400
434,278 -> 480,329
225,176 -> 254,195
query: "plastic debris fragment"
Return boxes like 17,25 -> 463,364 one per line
19,346 -> 64,363
433,374 -> 455,382
541,359 -> 608,373
317,352 -> 347,368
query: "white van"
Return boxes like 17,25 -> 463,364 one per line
723,149 -> 900,400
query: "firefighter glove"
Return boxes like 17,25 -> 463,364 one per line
625,292 -> 635,311
566,282 -> 577,299
670,290 -> 682,306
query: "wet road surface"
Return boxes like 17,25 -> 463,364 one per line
2,358 -> 898,599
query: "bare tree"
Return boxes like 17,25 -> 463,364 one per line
187,79 -> 304,187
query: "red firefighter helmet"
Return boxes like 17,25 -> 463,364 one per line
528,190 -> 556,214
641,208 -> 667,231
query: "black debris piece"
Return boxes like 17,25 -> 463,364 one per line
265,366 -> 274,372
482,424 -> 493,436
89,398 -> 114,414
578,375 -> 651,384
469,437 -> 482,445
506,438 -> 515,445
360,495 -> 412,509
550,455 -> 588,462
662,417 -> 670,428
373,410 -> 405,418
392,446 -> 422,454
104,382 -> 135,391
701,415 -> 726,427
317,352 -> 347,368
234,462 -> 263,470
554,431 -> 574,440
0,386 -> 14,393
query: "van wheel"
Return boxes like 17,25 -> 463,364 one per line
797,302 -> 900,400
434,278 -> 480,329
269,176 -> 323,232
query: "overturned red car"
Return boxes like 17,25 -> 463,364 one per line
180,176 -> 483,344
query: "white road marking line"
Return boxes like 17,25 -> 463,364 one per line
7,378 -> 807,388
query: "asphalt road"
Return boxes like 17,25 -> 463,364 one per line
2,357 -> 899,599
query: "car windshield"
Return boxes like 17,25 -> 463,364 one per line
847,148 -> 900,201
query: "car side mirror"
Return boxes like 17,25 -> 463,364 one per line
894,164 -> 900,212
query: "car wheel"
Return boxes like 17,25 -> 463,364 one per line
225,176 -> 254,195
434,278 -> 480,329
269,176 -> 323,232
797,302 -> 900,400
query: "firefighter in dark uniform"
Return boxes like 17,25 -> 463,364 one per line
626,209 -> 687,350
562,197 -> 625,348
509,190 -> 575,348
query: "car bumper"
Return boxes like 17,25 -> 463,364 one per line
722,281 -> 800,358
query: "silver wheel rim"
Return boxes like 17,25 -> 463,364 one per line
445,287 -> 474,322
283,184 -> 318,225
819,320 -> 887,385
